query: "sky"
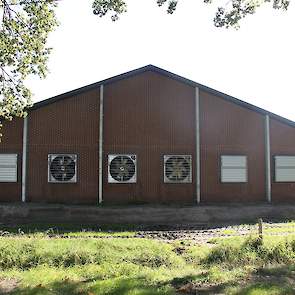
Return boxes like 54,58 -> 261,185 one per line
26,0 -> 295,120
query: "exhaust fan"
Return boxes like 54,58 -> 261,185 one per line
108,154 -> 136,183
164,155 -> 192,183
48,154 -> 77,183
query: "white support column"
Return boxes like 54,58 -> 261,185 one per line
195,87 -> 201,204
21,116 -> 28,202
98,85 -> 104,204
265,114 -> 271,203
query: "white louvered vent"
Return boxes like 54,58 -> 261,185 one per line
0,154 -> 17,182
275,156 -> 295,182
108,155 -> 137,183
164,155 -> 192,183
48,154 -> 77,183
221,155 -> 247,183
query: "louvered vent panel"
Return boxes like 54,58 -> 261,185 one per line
48,154 -> 77,183
164,155 -> 192,183
221,155 -> 247,183
275,156 -> 295,167
275,156 -> 295,182
108,155 -> 137,183
0,154 -> 17,182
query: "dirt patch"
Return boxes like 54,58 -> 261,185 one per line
1,222 -> 294,244
135,229 -> 242,244
0,278 -> 19,294
134,222 -> 295,243
173,246 -> 187,255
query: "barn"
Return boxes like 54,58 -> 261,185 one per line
0,65 -> 295,205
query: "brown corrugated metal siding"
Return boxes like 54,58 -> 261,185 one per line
200,90 -> 266,203
270,118 -> 295,202
103,71 -> 196,204
1,66 -> 295,204
27,89 -> 100,204
0,118 -> 23,202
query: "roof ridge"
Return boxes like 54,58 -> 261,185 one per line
31,64 -> 295,127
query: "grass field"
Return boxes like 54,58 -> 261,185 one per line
0,222 -> 294,294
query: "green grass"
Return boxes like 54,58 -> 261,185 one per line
0,223 -> 295,294
220,229 -> 238,235
219,222 -> 295,237
0,223 -> 137,236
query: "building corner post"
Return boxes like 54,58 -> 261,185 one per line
98,84 -> 104,205
195,87 -> 201,204
265,114 -> 271,203
21,116 -> 28,202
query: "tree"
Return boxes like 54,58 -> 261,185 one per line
0,0 -> 290,139
0,0 -> 58,139
92,0 -> 290,27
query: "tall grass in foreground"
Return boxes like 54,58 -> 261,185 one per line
0,238 -> 185,270
204,237 -> 295,266
0,236 -> 295,294
0,236 -> 295,270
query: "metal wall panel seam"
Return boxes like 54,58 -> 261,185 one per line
195,87 -> 201,204
265,114 -> 271,202
21,116 -> 28,202
99,85 -> 104,204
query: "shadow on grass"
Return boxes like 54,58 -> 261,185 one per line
7,265 -> 295,295
169,265 -> 295,295
0,223 -> 138,235
10,279 -> 82,295
88,277 -> 173,295
235,282 -> 295,295
10,277 -> 173,295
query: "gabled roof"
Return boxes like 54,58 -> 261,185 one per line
31,64 -> 295,127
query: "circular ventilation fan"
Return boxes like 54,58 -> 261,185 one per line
165,156 -> 190,182
109,156 -> 136,182
50,155 -> 76,182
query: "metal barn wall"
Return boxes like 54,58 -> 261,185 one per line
27,89 -> 100,204
2,67 -> 295,205
270,118 -> 295,202
199,90 -> 266,202
103,71 -> 196,204
0,118 -> 23,202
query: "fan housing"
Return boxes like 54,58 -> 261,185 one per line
164,155 -> 192,183
108,154 -> 136,183
48,154 -> 77,183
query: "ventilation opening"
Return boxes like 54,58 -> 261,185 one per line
48,154 -> 77,183
108,155 -> 136,183
164,155 -> 192,183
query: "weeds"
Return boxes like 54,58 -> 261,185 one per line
0,238 -> 184,271
0,225 -> 295,294
203,236 -> 295,266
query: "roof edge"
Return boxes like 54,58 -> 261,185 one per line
30,65 -> 156,110
30,64 -> 295,128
